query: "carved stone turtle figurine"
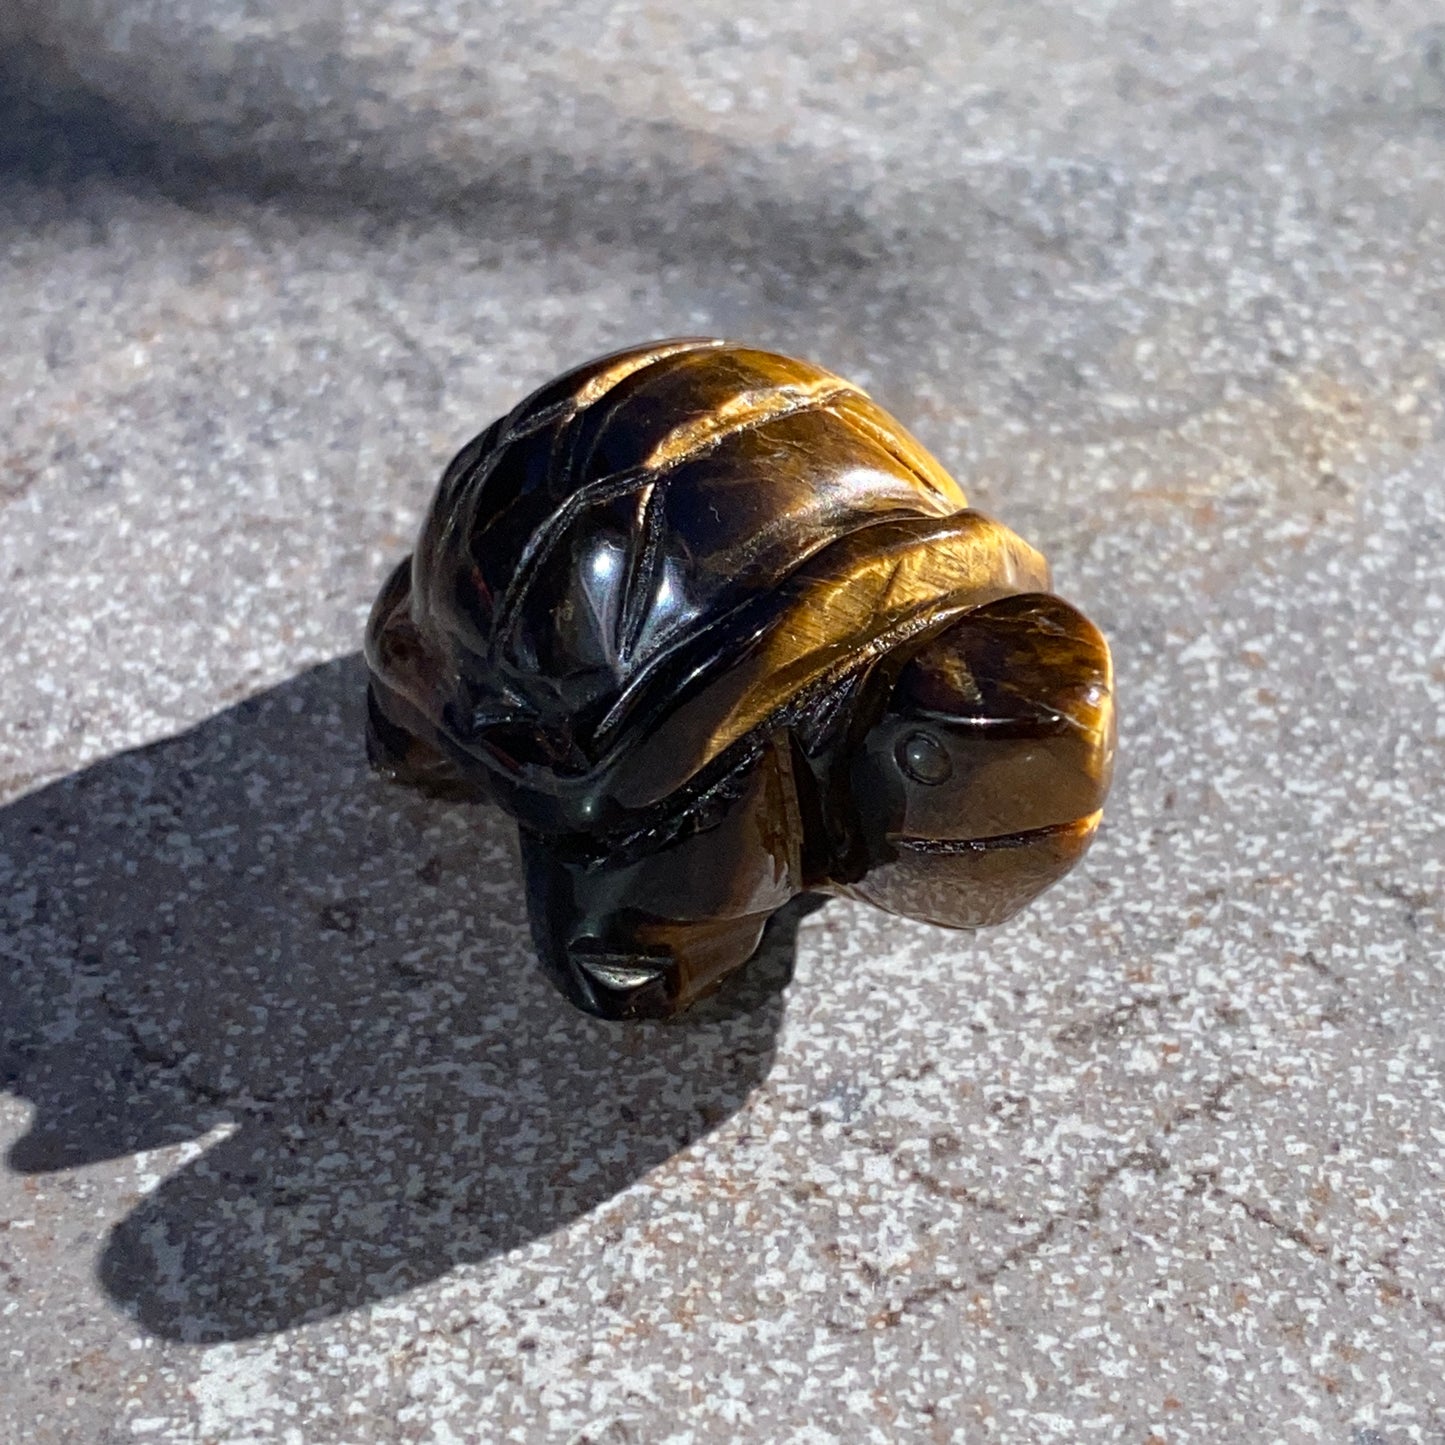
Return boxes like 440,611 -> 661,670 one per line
365,338 -> 1115,1020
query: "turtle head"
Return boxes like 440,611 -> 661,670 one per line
843,593 -> 1115,928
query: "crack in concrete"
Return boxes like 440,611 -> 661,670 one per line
1369,878 -> 1434,932
848,1075 -> 1245,1333
1200,1177 -> 1445,1329
97,990 -> 234,1110
843,1072 -> 1445,1339
1054,992 -> 1182,1048
892,1156 -> 1026,1223
93,989 -> 345,1116
1301,949 -> 1343,982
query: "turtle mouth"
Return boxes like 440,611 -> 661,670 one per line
891,812 -> 1102,855
845,811 -> 1103,930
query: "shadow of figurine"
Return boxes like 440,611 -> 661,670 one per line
0,655 -> 792,1342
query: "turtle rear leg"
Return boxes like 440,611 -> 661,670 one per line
520,833 -> 775,1021
365,675 -> 489,802
365,555 -> 490,802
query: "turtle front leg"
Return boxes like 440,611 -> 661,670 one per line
519,833 -> 775,1021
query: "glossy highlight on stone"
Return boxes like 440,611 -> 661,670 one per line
365,339 -> 1115,1019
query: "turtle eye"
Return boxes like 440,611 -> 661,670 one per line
897,730 -> 952,785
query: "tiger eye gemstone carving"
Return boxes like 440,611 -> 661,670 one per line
365,339 -> 1116,1020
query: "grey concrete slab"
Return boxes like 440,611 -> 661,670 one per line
1,1 -> 1442,1440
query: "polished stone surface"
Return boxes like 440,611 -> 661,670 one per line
1,1 -> 1442,1440
365,337 -> 1114,1019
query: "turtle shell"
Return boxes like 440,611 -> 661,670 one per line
367,339 -> 1050,832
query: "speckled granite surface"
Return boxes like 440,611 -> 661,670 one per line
2,2 -> 1443,1440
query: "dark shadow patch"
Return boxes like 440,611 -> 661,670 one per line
0,656 -> 794,1341
0,30 -> 889,293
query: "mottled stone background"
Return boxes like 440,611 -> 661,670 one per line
2,2 -> 1443,1441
